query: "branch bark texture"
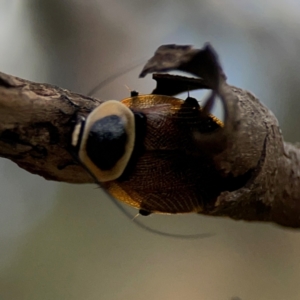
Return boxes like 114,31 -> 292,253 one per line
1,44 -> 300,228
0,72 -> 99,183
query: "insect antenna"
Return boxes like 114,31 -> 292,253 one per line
87,59 -> 146,97
110,195 -> 214,239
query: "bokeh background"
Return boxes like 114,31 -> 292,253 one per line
1,1 -> 300,299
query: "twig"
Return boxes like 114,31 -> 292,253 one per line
0,71 -> 99,183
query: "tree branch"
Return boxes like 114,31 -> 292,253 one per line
0,71 -> 98,183
1,43 -> 300,228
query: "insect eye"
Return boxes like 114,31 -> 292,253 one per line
76,100 -> 135,182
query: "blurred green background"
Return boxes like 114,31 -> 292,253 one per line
0,1 -> 300,299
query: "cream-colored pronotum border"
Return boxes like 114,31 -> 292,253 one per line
78,100 -> 135,182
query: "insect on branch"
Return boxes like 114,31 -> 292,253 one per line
0,43 -> 300,228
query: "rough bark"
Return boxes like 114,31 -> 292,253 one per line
0,72 -> 99,183
1,44 -> 300,228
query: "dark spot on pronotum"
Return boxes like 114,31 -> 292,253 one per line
86,115 -> 127,170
